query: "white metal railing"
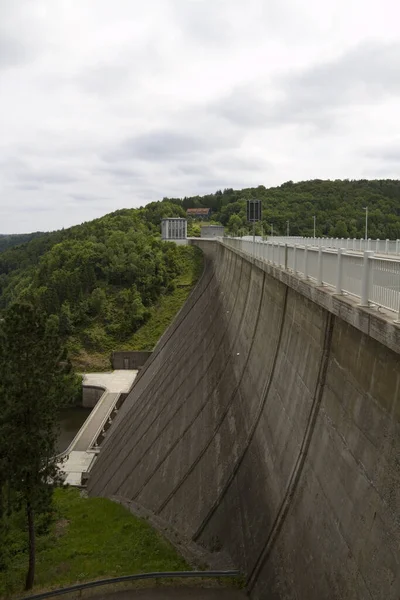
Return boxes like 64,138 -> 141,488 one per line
221,238 -> 400,321
265,236 -> 400,256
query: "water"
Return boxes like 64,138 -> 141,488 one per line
57,406 -> 92,454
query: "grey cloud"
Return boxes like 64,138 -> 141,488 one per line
171,0 -> 234,46
0,0 -> 47,72
272,41 -> 400,125
74,63 -> 131,96
214,41 -> 400,131
69,193 -> 110,202
178,155 -> 269,178
103,130 -> 227,163
0,31 -> 29,68
216,155 -> 271,172
211,85 -> 272,128
365,145 -> 400,162
178,164 -> 212,177
1,157 -> 82,185
98,166 -> 142,180
15,183 -> 41,191
23,205 -> 53,213
20,171 -> 80,185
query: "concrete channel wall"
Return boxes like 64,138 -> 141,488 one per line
82,385 -> 106,409
88,240 -> 400,600
111,351 -> 152,370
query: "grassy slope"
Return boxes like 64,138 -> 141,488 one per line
126,246 -> 203,351
70,247 -> 204,371
0,488 -> 189,598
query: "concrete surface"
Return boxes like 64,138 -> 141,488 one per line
60,371 -> 137,485
88,241 -> 400,600
91,589 -> 245,599
60,451 -> 96,486
83,385 -> 105,408
83,371 -> 137,393
112,351 -> 153,370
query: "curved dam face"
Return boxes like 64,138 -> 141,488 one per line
88,241 -> 400,600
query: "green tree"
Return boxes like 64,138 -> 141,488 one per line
0,303 -> 77,590
227,214 -> 242,236
332,219 -> 349,238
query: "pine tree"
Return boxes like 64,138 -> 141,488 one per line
0,303 -> 76,590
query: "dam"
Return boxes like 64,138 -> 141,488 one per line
87,239 -> 400,599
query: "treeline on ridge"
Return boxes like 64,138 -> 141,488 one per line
173,179 -> 400,239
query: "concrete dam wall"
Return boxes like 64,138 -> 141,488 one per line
88,240 -> 400,600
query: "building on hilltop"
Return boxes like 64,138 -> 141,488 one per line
161,218 -> 187,245
186,207 -> 211,219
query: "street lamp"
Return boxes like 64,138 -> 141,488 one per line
363,206 -> 368,240
313,215 -> 316,238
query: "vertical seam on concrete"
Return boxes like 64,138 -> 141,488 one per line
126,256 -> 216,390
192,281 -> 289,542
247,310 -> 335,591
89,260 -> 222,492
113,260 -> 248,499
113,246 -> 229,417
92,251 -> 243,496
154,262 -> 265,516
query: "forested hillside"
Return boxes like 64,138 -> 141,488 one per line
175,179 -> 400,239
0,232 -> 45,253
2,178 -> 399,369
0,201 -> 202,370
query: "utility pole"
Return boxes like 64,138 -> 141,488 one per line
286,220 -> 290,237
363,206 -> 368,240
313,215 -> 316,238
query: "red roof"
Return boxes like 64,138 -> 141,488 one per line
186,208 -> 210,215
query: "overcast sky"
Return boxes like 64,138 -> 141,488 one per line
1,0 -> 400,233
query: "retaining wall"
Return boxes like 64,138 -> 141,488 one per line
88,240 -> 400,600
82,385 -> 105,409
111,351 -> 153,370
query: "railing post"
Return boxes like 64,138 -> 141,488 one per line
368,238 -> 371,251
336,248 -> 344,294
284,244 -> 288,269
376,239 -> 379,252
396,239 -> 400,255
360,250 -> 374,306
317,247 -> 323,286
385,239 -> 389,254
293,245 -> 297,273
304,246 -> 309,279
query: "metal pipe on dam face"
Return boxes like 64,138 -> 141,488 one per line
88,240 -> 400,600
